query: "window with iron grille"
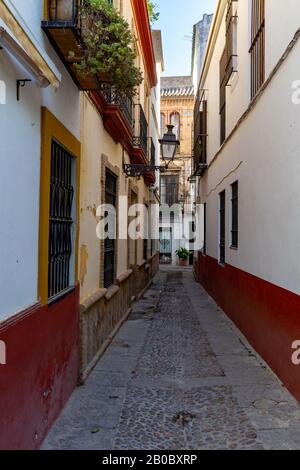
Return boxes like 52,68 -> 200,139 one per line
220,47 -> 227,145
203,202 -> 207,255
250,0 -> 265,99
48,140 -> 75,299
133,104 -> 148,157
231,181 -> 238,248
104,170 -> 117,289
219,191 -> 226,264
160,175 -> 179,206
194,93 -> 207,172
225,0 -> 238,82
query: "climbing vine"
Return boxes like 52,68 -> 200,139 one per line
147,1 -> 160,25
71,0 -> 143,97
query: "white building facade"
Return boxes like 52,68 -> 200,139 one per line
194,0 -> 300,401
150,29 -> 164,249
191,13 -> 213,92
0,0 -> 81,450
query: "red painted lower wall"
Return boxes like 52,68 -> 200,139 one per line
0,288 -> 79,450
196,253 -> 300,402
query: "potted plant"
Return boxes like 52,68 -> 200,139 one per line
175,248 -> 191,267
69,0 -> 143,97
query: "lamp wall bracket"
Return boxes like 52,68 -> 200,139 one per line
17,79 -> 31,101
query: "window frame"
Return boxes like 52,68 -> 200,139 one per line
194,90 -> 208,173
219,47 -> 227,145
48,139 -> 76,300
160,174 -> 179,206
225,0 -> 238,81
104,169 -> 117,289
39,107 -> 80,305
203,202 -> 207,255
249,0 -> 265,99
231,181 -> 239,249
219,190 -> 226,265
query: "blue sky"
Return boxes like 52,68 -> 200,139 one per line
155,0 -> 217,77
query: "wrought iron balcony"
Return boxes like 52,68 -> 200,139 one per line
100,84 -> 134,129
47,0 -> 79,24
42,0 -> 101,89
193,135 -> 207,176
193,91 -> 208,176
133,104 -> 148,158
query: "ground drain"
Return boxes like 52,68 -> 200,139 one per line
172,412 -> 196,427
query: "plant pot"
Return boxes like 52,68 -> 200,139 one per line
179,258 -> 189,267
97,71 -> 112,84
49,0 -> 75,21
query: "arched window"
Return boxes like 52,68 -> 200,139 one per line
160,113 -> 166,136
170,112 -> 180,140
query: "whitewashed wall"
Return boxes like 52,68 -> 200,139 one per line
0,0 -> 80,320
199,0 -> 300,294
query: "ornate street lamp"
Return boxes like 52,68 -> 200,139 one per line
159,125 -> 180,168
123,124 -> 180,179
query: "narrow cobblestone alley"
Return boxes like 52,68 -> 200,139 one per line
43,269 -> 300,451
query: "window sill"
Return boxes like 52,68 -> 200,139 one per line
48,286 -> 76,306
105,285 -> 120,302
230,245 -> 238,251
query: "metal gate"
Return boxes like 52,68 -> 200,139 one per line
159,228 -> 172,264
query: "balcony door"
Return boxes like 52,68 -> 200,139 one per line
159,228 -> 172,264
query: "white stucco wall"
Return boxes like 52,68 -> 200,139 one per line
0,0 -> 80,320
202,0 -> 300,164
198,0 -> 300,294
192,14 -> 214,92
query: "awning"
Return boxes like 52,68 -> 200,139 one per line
0,0 -> 61,88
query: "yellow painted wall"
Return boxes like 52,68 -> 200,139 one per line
79,95 -> 151,302
79,0 -> 152,302
79,95 -> 126,300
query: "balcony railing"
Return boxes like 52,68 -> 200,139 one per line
47,0 -> 79,25
133,104 -> 148,158
42,1 -> 100,90
43,1 -> 136,151
194,135 -> 207,167
100,84 -> 133,128
193,95 -> 208,175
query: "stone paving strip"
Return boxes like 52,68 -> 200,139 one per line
43,268 -> 300,450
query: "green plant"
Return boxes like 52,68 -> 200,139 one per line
175,247 -> 191,260
147,1 -> 160,25
73,0 -> 143,96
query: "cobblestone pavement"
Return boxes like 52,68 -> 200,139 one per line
43,268 -> 300,450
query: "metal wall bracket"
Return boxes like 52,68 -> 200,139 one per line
124,164 -> 167,179
17,79 -> 31,101
193,163 -> 208,177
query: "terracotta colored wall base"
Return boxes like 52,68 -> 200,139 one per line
0,287 -> 80,450
197,253 -> 300,402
